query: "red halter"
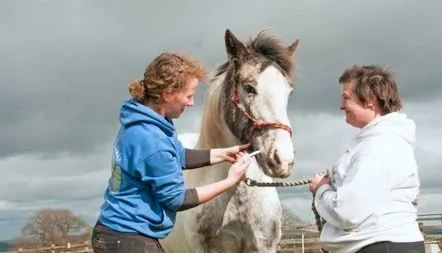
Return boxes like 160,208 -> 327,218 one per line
231,81 -> 293,136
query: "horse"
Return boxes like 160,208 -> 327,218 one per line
161,29 -> 299,253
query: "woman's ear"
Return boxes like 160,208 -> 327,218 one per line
366,96 -> 380,110
161,91 -> 174,103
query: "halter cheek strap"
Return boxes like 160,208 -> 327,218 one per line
231,81 -> 293,136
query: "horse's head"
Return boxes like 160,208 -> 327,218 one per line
219,29 -> 299,178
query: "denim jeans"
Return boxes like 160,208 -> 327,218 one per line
356,241 -> 425,253
91,221 -> 164,253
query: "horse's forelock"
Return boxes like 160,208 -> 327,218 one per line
214,31 -> 295,80
247,31 -> 295,78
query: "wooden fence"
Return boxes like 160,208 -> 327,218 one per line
4,212 -> 441,253
4,241 -> 93,253
6,240 -> 319,253
277,237 -> 322,253
4,238 -> 441,253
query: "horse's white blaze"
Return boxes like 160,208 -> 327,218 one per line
253,66 -> 294,176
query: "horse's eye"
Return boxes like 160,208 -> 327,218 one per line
243,84 -> 257,95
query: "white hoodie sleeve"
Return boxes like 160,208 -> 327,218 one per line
315,151 -> 389,230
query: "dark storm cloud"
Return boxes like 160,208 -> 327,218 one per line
1,0 -> 441,159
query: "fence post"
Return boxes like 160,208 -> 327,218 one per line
301,233 -> 305,253
67,242 -> 71,249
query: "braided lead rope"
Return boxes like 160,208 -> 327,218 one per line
243,169 -> 328,188
311,193 -> 328,253
244,177 -> 311,187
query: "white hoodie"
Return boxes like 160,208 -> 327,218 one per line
315,112 -> 423,253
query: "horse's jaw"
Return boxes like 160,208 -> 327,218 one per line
245,159 -> 273,183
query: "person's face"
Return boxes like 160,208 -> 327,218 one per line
163,77 -> 199,119
340,81 -> 376,128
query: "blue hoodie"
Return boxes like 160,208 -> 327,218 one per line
98,99 -> 186,239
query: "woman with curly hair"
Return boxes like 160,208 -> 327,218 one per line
92,52 -> 251,253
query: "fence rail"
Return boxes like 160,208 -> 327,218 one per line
4,242 -> 93,253
5,213 -> 441,253
5,238 -> 441,253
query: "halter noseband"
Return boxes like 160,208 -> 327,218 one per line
231,80 -> 293,136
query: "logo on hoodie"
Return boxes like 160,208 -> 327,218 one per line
110,144 -> 122,192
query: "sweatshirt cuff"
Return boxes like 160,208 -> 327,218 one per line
184,149 -> 211,169
177,188 -> 199,211
315,184 -> 332,201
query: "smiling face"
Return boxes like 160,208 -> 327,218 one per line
163,77 -> 199,119
340,80 -> 377,128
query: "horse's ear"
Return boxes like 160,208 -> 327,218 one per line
287,39 -> 299,56
225,29 -> 250,62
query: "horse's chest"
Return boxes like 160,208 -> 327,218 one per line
194,185 -> 281,251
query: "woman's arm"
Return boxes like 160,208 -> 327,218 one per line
183,144 -> 250,170
184,149 -> 211,169
315,152 -> 389,230
178,178 -> 239,211
209,144 -> 250,164
178,152 -> 251,211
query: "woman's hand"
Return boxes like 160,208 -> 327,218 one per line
227,152 -> 251,182
211,143 -> 251,164
195,151 -> 252,205
309,172 -> 330,194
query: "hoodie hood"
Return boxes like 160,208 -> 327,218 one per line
119,99 -> 175,136
358,112 -> 416,143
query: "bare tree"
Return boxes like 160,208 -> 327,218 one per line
21,208 -> 87,246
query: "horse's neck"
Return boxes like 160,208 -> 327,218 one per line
197,75 -> 237,149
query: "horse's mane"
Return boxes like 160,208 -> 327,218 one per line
214,31 -> 295,78
198,72 -> 231,148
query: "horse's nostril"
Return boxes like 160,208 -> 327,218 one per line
273,150 -> 281,165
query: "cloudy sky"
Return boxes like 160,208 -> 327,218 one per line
1,0 -> 441,241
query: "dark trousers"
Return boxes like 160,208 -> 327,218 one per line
356,241 -> 425,253
91,221 -> 164,253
